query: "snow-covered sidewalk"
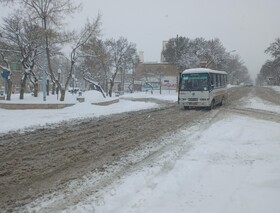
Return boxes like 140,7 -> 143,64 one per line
0,90 -> 175,134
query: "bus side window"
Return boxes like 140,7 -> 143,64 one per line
209,74 -> 213,89
212,74 -> 216,88
216,74 -> 219,88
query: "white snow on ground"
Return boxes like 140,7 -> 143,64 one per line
227,84 -> 240,88
3,87 -> 280,213
244,97 -> 280,114
21,88 -> 280,213
87,115 -> 280,213
124,90 -> 178,102
0,90 -> 166,134
243,86 -> 280,114
269,85 -> 280,93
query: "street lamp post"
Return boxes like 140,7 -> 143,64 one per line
120,67 -> 124,94
41,0 -> 47,101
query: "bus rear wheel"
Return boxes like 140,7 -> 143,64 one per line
219,97 -> 225,106
208,100 -> 214,110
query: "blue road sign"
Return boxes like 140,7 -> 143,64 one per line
1,69 -> 9,80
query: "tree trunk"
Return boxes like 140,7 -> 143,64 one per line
6,79 -> 12,101
105,79 -> 109,96
52,83 -> 55,95
108,80 -> 114,97
19,74 -> 27,100
56,85 -> 59,95
46,80 -> 50,96
33,82 -> 38,97
60,89 -> 65,101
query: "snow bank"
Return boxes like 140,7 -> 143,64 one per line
0,90 -> 159,134
245,97 -> 280,114
270,86 -> 280,94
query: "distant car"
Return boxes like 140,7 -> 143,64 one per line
244,83 -> 253,87
68,88 -> 81,94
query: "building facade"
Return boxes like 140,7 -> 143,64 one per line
134,62 -> 179,91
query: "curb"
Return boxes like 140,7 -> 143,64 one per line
0,103 -> 75,110
92,99 -> 119,106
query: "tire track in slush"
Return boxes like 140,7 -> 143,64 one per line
0,104 -> 205,212
2,86 -> 275,212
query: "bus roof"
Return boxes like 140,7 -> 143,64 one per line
181,68 -> 227,75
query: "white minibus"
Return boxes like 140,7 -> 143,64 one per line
178,68 -> 228,110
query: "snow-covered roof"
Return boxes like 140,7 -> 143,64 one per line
182,68 -> 227,75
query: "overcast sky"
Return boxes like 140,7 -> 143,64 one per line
74,0 -> 280,80
1,0 -> 280,80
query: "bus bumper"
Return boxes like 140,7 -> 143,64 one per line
179,101 -> 210,108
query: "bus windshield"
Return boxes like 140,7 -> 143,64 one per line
180,73 -> 209,91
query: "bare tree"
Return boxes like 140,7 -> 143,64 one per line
22,0 -> 80,100
0,0 -> 83,98
162,36 -> 193,69
105,37 -> 138,97
127,55 -> 140,93
162,36 -> 251,84
0,12 -> 41,99
162,37 -> 228,70
265,38 -> 280,59
256,38 -> 280,85
57,17 -> 101,101
262,38 -> 280,85
6,1 -> 101,101
203,38 -> 227,69
258,59 -> 280,85
219,54 -> 251,84
79,38 -> 111,95
82,74 -> 106,98
153,67 -> 164,95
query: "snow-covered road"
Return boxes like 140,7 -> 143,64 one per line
21,87 -> 280,213
1,87 -> 280,213
91,114 -> 280,213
